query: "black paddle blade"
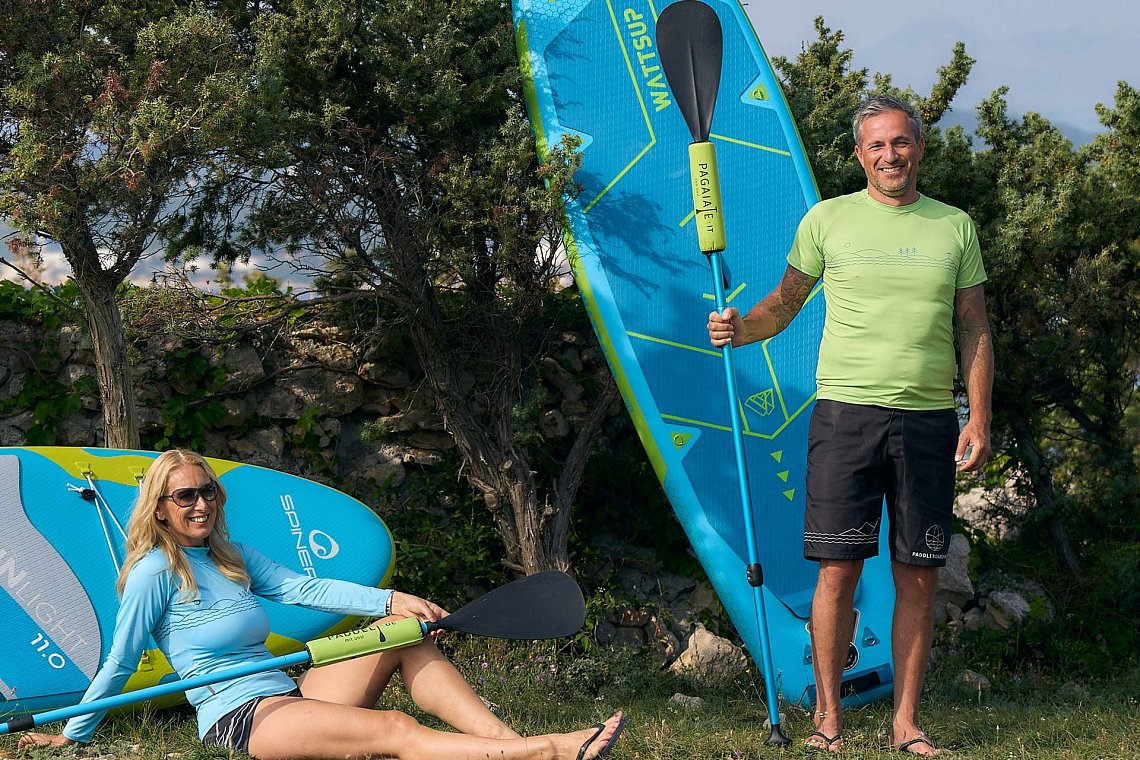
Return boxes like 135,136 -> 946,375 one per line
428,571 -> 586,640
657,0 -> 723,142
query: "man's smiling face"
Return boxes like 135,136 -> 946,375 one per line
854,109 -> 925,206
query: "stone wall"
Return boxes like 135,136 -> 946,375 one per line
0,316 -> 607,502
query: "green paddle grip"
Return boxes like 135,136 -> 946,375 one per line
688,140 -> 726,253
306,617 -> 425,667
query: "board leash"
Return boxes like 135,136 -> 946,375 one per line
68,475 -> 128,573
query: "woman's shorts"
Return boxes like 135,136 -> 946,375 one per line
202,687 -> 302,753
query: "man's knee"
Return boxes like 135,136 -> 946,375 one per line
892,562 -> 939,602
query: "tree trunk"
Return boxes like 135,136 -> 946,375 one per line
389,247 -> 616,573
1009,413 -> 1081,576
78,281 -> 139,449
59,221 -> 141,450
547,377 -> 620,564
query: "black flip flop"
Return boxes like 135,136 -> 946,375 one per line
806,730 -> 843,752
577,714 -> 626,760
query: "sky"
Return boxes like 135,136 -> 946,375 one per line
5,0 -> 1137,287
745,0 -> 1138,144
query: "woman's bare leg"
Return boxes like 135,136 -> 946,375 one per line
246,697 -> 623,760
297,617 -> 517,738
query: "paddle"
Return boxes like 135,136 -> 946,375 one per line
657,0 -> 789,745
1,571 -> 584,735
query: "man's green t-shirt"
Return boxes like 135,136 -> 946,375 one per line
787,190 -> 987,410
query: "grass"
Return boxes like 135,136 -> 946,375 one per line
3,638 -> 1139,760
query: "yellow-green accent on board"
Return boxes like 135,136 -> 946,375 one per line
33,447 -> 243,486
710,131 -> 791,157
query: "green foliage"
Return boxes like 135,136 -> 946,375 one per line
1,0 -> 275,446
119,284 -> 212,349
282,406 -> 341,479
1,3 -> 262,251
144,347 -> 227,452
285,406 -> 324,450
973,85 -> 1140,554
949,533 -> 1140,680
1083,543 -> 1140,659
374,466 -> 510,608
770,18 -> 867,199
228,0 -> 595,573
0,279 -> 83,328
0,373 -> 91,445
574,584 -> 623,653
0,280 -> 90,443
571,413 -> 699,578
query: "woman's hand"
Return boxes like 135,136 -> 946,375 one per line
388,591 -> 448,635
17,732 -> 75,749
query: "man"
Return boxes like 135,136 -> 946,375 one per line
707,95 -> 993,756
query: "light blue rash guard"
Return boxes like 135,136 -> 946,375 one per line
63,544 -> 393,742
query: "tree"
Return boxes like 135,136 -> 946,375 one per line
770,18 -> 868,200
0,1 -> 263,446
218,0 -> 613,574
971,86 -> 1140,572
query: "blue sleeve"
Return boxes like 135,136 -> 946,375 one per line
240,544 -> 392,617
63,554 -> 171,743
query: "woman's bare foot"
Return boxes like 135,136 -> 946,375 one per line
558,711 -> 625,760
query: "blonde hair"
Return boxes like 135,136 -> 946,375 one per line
116,450 -> 250,600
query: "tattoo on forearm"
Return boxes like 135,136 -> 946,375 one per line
955,287 -> 991,341
771,269 -> 816,330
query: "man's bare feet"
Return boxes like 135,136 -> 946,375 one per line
805,711 -> 843,753
805,729 -> 843,753
892,731 -> 950,756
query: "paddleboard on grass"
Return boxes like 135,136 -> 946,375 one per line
0,446 -> 395,716
513,0 -> 895,705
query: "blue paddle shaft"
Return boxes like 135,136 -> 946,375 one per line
0,621 -> 428,735
688,138 -> 783,730
0,650 -> 310,735
708,249 -> 784,731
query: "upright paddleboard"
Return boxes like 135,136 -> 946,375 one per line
0,447 -> 395,716
513,0 -> 894,705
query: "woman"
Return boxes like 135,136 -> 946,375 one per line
18,449 -> 624,760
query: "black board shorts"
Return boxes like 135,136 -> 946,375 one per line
202,687 -> 302,753
804,399 -> 958,566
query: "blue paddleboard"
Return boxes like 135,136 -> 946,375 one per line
0,447 -> 395,716
513,0 -> 894,705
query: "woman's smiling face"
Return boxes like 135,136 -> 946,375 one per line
156,464 -> 218,547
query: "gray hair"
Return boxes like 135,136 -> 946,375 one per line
852,95 -> 923,144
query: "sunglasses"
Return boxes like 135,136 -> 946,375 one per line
161,482 -> 220,508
